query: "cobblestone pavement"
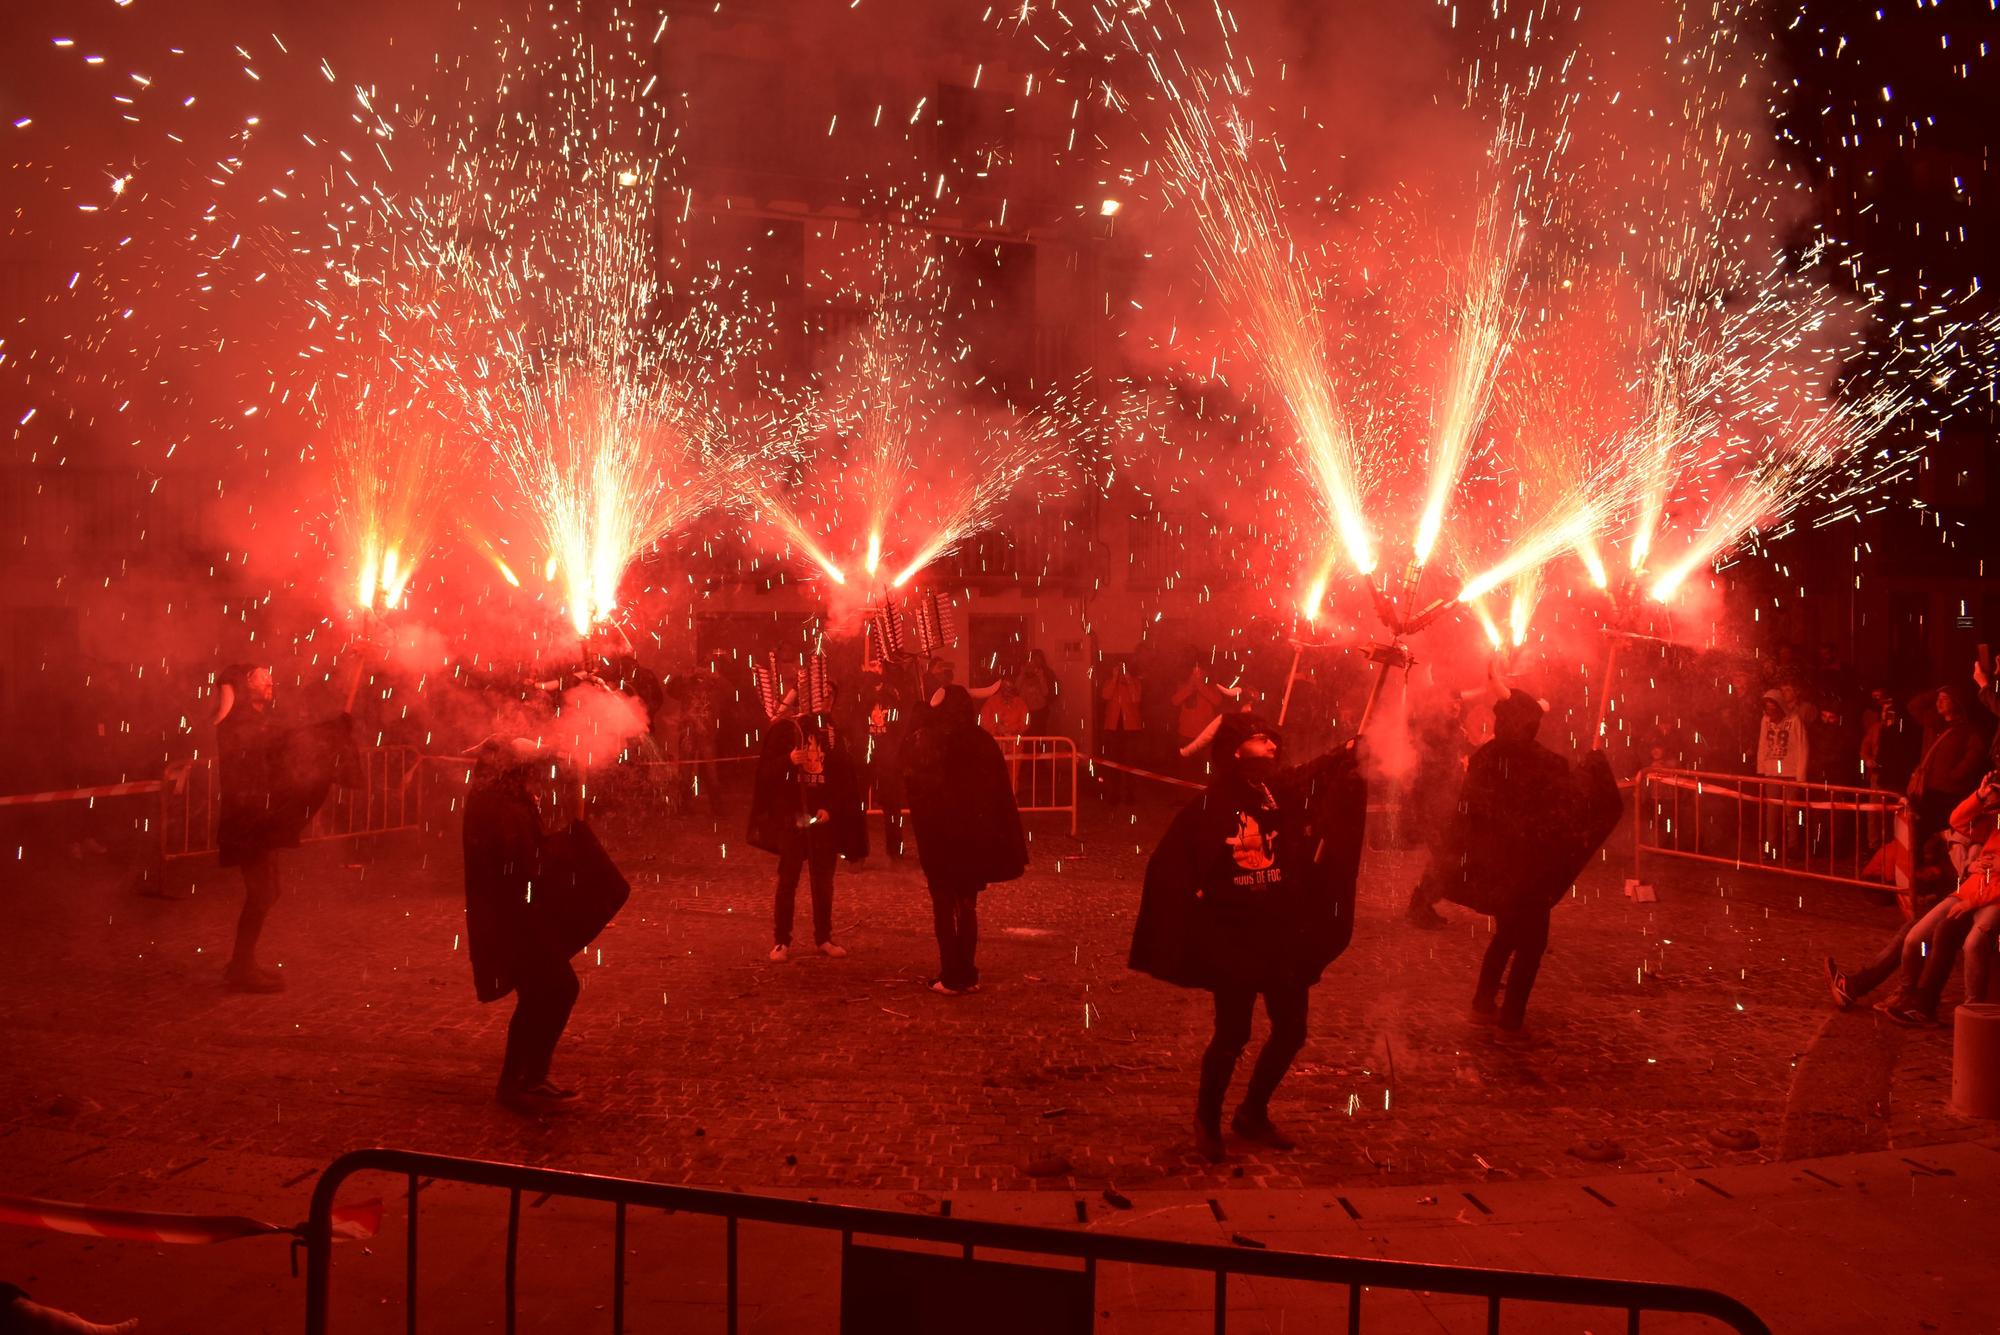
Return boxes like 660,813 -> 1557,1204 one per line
1,778 -> 1987,1199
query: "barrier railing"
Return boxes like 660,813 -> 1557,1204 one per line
871,734 -> 1079,836
998,734 -> 1079,835
160,746 -> 424,861
1632,765 -> 1911,892
302,1147 -> 1771,1334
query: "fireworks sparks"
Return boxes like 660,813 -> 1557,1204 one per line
1157,89 -> 1378,576
322,377 -> 451,612
5,0 -> 1994,758
1414,175 -> 1525,567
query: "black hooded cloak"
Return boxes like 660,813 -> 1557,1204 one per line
462,760 -> 630,1003
903,684 -> 1028,887
746,715 -> 868,861
215,708 -> 356,866
1422,692 -> 1623,915
1130,713 -> 1369,992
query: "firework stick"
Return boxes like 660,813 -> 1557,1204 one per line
1276,644 -> 1307,726
1355,658 -> 1398,736
340,619 -> 378,713
1590,637 -> 1622,751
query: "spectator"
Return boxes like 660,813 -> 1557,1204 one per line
1171,659 -> 1238,776
1017,647 -> 1056,734
1907,683 -> 1989,855
1754,688 -> 1809,860
1834,770 -> 2000,1025
1860,689 -> 1922,794
1813,642 -> 1860,721
0,1283 -> 136,1334
679,668 -> 724,816
983,679 -> 1030,738
1975,654 -> 2000,768
1098,658 -> 1146,804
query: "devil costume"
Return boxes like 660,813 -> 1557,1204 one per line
903,684 -> 1029,992
747,715 -> 867,954
1420,690 -> 1622,1030
1130,712 -> 1368,1154
213,675 -> 356,992
463,743 -> 629,1108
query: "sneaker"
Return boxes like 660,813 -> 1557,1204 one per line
927,979 -> 965,996
1230,1109 -> 1298,1150
768,944 -> 790,963
1467,1001 -> 1500,1026
1825,957 -> 1853,1011
223,963 -> 285,994
497,1083 -> 578,1115
1192,1119 -> 1227,1163
817,941 -> 849,958
1876,999 -> 1935,1028
519,1080 -> 579,1102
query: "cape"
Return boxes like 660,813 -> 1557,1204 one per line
216,711 -> 357,866
1130,743 -> 1368,992
462,777 -> 630,1003
1424,742 -> 1623,915
903,718 -> 1029,887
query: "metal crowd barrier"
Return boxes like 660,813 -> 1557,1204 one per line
1632,765 -> 1911,891
868,734 -> 1080,836
302,1147 -> 1771,1335
159,746 -> 424,861
998,733 -> 1079,835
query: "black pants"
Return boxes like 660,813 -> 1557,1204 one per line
229,852 -> 282,970
927,878 -> 983,989
775,830 -> 837,946
501,954 -> 579,1091
1103,731 -> 1139,803
1475,908 -> 1550,1025
1848,914 -> 1919,998
1198,984 -> 1310,1129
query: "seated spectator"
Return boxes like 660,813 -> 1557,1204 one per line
1831,771 -> 2000,1023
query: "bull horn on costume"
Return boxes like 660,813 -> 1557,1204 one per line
1178,712 -> 1226,758
966,679 -> 1002,701
211,683 -> 236,725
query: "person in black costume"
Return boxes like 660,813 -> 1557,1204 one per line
1420,690 -> 1622,1034
903,684 -> 1029,995
212,663 -> 357,993
463,738 -> 629,1113
1129,711 -> 1368,1161
747,709 -> 867,961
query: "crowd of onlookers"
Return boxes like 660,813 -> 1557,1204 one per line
1619,642 -> 2000,1029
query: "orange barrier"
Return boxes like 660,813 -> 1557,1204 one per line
0,1192 -> 379,1246
0,779 -> 166,806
